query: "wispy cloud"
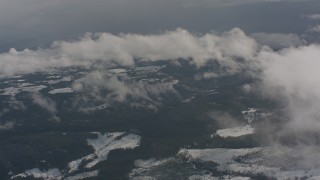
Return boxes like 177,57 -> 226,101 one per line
72,71 -> 178,110
31,93 -> 59,121
0,121 -> 15,130
303,13 -> 320,20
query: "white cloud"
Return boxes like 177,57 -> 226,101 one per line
0,28 -> 257,78
241,84 -> 253,93
256,44 -> 320,141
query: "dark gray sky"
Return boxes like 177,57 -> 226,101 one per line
0,0 -> 320,51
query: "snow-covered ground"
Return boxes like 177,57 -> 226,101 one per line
129,157 -> 180,179
134,65 -> 166,73
129,146 -> 320,180
179,148 -> 320,180
181,96 -> 195,103
84,132 -> 141,169
11,132 -> 141,180
134,158 -> 173,169
179,148 -> 263,167
67,132 -> 141,172
79,104 -> 110,112
64,170 -> 99,180
188,174 -> 251,180
107,68 -> 127,74
213,125 -> 254,138
48,88 -> 74,94
1,85 -> 47,96
11,168 -> 62,180
11,169 -> 99,180
46,76 -> 61,79
201,89 -> 218,95
46,76 -> 72,85
129,156 -> 254,180
129,158 -> 173,178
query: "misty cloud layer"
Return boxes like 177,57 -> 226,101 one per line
1,26 -> 320,157
0,28 -> 257,77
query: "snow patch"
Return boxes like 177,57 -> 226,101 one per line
47,76 -> 72,84
0,85 -> 47,96
201,89 -> 218,95
213,125 -> 254,138
80,104 -> 110,112
182,96 -> 195,103
179,148 -> 262,168
68,159 -> 82,174
22,85 -> 47,92
10,76 -> 23,79
129,158 -> 175,179
108,68 -> 127,74
48,88 -> 74,94
19,83 -> 34,87
12,132 -> 140,179
0,87 -> 20,96
130,176 -> 155,180
11,168 -> 62,180
179,148 -> 320,180
188,174 -> 250,180
134,158 -> 172,168
135,65 -> 166,73
64,170 -> 99,180
68,132 -> 141,172
46,76 -> 61,79
188,174 -> 216,180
